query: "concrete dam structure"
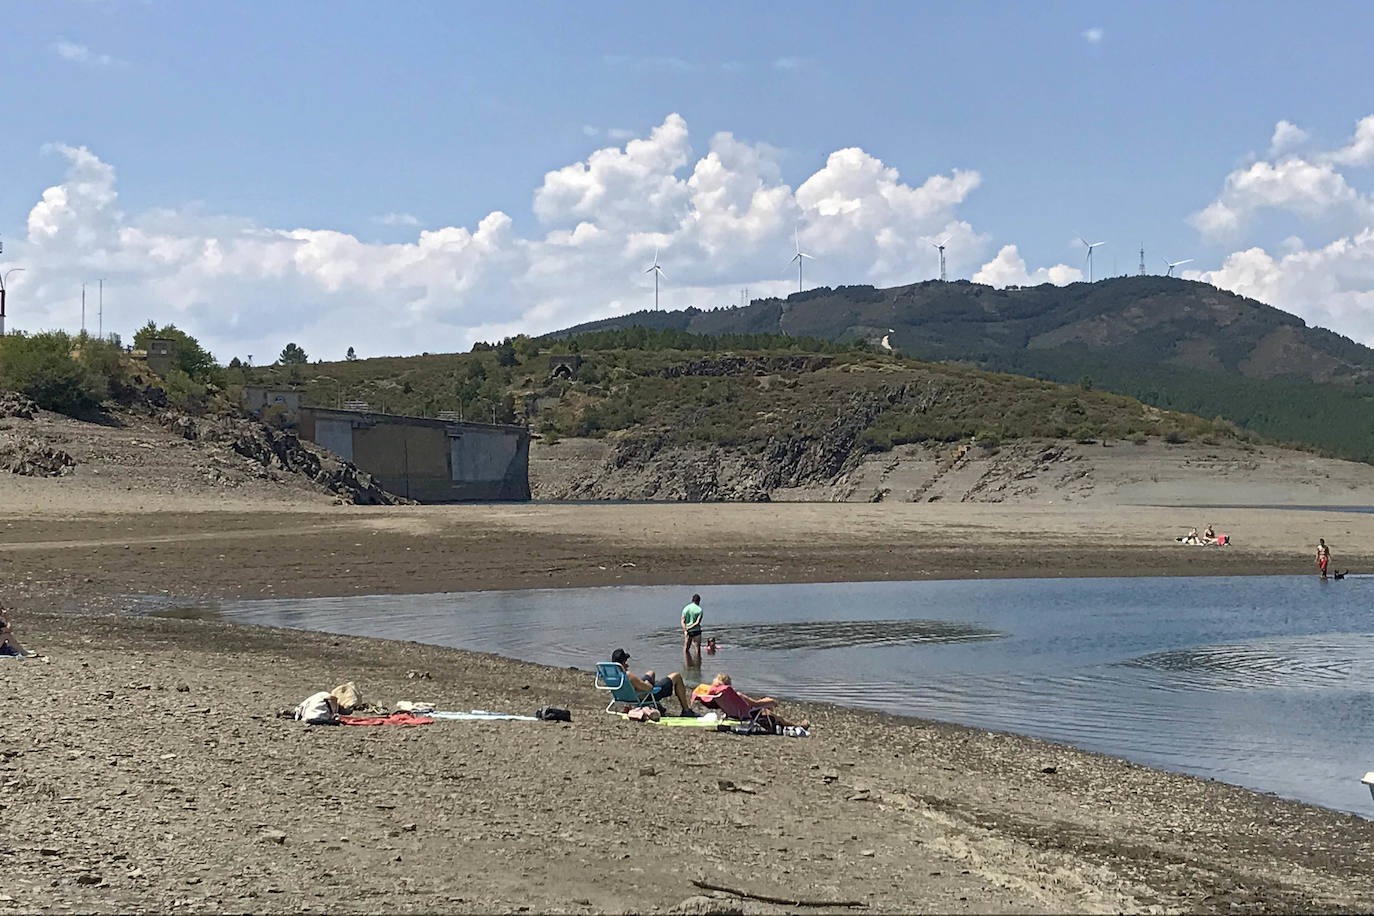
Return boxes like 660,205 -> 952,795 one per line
299,407 -> 530,502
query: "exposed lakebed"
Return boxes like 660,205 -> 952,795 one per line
196,575 -> 1374,815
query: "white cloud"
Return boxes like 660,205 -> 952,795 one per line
1326,115 -> 1374,167
1190,112 -> 1374,346
1269,120 -> 1309,156
8,115 -> 997,361
1192,232 -> 1374,342
375,212 -> 420,227
773,57 -> 812,71
52,39 -> 122,67
1189,156 -> 1372,241
973,245 -> 1083,287
1082,27 -> 1104,44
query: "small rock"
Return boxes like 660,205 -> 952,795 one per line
1041,766 -> 1057,774
75,874 -> 102,886
259,829 -> 287,845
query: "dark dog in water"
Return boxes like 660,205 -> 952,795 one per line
1334,570 -> 1348,580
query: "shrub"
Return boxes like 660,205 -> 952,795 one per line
1163,429 -> 1188,444
0,331 -> 107,414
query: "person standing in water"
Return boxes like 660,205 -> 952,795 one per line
681,593 -> 704,666
1317,538 -> 1331,580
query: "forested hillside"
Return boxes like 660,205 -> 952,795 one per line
549,278 -> 1374,461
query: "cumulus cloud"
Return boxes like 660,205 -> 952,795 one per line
1189,113 -> 1374,345
375,212 -> 420,227
1193,232 -> 1374,341
1269,120 -> 1309,156
1082,27 -> 1104,44
52,39 -> 122,67
1187,155 -> 1368,241
7,115 -> 994,360
973,245 -> 1083,287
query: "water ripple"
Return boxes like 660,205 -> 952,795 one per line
649,618 -> 1004,651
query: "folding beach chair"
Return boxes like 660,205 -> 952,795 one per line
696,684 -> 775,733
595,662 -> 658,714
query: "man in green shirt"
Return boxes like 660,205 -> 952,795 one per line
681,593 -> 703,666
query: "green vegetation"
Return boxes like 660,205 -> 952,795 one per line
549,277 -> 1374,464
252,327 -> 1243,456
0,332 -> 127,413
279,342 -> 309,365
133,321 -> 219,384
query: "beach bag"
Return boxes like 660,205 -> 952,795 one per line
535,706 -> 572,722
294,691 -> 338,725
330,681 -> 362,714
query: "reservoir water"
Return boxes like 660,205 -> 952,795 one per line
211,575 -> 1374,815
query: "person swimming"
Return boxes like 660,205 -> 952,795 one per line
705,636 -> 718,655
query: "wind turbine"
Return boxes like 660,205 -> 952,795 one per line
644,247 -> 666,310
923,236 -> 949,281
789,228 -> 813,293
1164,258 -> 1193,278
1080,238 -> 1106,283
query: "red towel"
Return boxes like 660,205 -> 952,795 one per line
337,712 -> 435,727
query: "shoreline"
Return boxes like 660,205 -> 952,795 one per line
7,500 -> 1374,911
7,609 -> 1374,913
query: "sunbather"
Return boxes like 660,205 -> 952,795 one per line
698,673 -> 808,730
609,648 -> 697,717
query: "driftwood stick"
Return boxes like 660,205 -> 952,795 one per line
690,878 -> 864,908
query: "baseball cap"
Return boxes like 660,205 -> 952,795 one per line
611,648 -> 630,665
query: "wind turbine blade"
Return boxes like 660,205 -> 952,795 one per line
645,266 -> 655,273
1176,259 -> 1193,267
799,252 -> 814,260
657,267 -> 668,280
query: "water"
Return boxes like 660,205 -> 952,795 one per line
207,576 -> 1374,815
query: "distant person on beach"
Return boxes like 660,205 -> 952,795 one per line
681,594 -> 704,666
0,612 -> 37,658
610,648 -> 696,717
1203,523 -> 1216,544
1317,539 -> 1331,580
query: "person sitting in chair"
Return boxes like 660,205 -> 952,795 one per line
697,673 -> 809,730
610,648 -> 696,717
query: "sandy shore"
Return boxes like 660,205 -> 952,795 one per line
6,496 -> 1374,912
5,611 -> 1374,914
2,501 -> 1372,617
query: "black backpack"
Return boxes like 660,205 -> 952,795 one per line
534,706 -> 572,722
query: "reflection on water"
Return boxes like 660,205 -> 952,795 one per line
208,576 -> 1374,816
649,619 -> 1004,651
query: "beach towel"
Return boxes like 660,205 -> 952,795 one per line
619,712 -> 741,728
428,710 -> 539,722
337,712 -> 435,727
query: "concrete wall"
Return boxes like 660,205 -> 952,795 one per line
298,408 -> 530,502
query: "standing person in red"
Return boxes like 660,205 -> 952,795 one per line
1317,538 -> 1331,580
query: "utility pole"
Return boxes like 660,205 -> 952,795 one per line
81,282 -> 86,335
97,279 -> 105,338
0,268 -> 24,337
1138,244 -> 1146,276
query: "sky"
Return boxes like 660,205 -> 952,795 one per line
4,1 -> 1374,363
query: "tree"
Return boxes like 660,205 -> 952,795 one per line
133,320 -> 219,383
345,346 -> 358,362
228,357 -> 243,369
495,339 -> 518,367
279,342 -> 308,365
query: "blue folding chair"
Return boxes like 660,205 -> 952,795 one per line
595,662 -> 658,714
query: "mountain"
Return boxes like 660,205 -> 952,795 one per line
549,277 -> 1374,462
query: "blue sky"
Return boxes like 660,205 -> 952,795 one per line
5,1 -> 1374,360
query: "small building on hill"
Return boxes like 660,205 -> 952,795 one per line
298,407 -> 530,502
